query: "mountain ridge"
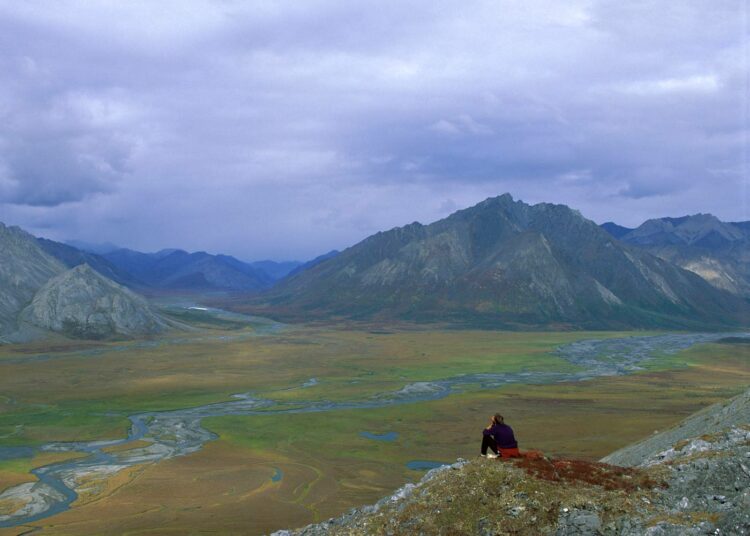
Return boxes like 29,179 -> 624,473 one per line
244,194 -> 748,329
602,214 -> 750,297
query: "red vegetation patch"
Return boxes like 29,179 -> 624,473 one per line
508,455 -> 667,492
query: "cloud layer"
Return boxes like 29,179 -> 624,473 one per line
0,0 -> 747,259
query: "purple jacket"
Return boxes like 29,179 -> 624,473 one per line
483,423 -> 518,449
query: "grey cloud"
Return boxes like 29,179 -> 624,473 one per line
0,27 -> 139,207
0,0 -> 746,258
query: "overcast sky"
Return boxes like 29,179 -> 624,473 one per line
0,1 -> 747,260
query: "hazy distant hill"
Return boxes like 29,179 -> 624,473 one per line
64,239 -> 120,255
253,194 -> 748,328
285,250 -> 339,278
20,264 -> 168,339
103,248 -> 274,291
249,260 -> 303,280
603,214 -> 750,297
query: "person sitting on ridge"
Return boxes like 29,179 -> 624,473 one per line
481,413 -> 519,458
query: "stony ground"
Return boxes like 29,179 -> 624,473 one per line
272,389 -> 750,536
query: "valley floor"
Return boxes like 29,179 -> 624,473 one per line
0,315 -> 747,535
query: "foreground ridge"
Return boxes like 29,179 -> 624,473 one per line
273,389 -> 750,535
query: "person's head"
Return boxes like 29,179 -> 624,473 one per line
493,413 -> 504,425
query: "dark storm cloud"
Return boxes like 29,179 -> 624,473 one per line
0,1 -> 746,259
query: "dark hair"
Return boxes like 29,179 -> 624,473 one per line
493,413 -> 504,425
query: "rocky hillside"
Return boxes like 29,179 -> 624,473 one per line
20,264 -> 169,339
0,223 -> 67,336
602,386 -> 750,467
603,214 -> 750,298
252,195 -> 748,329
274,388 -> 750,535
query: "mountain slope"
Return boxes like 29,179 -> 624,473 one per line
20,264 -> 168,339
254,194 -> 748,328
0,224 -> 67,334
603,214 -> 750,297
285,250 -> 339,279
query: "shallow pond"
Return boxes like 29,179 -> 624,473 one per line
360,431 -> 399,441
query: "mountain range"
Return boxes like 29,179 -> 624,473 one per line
601,214 -> 750,298
245,194 -> 748,329
41,243 -> 304,293
2,194 -> 749,338
101,248 -> 275,291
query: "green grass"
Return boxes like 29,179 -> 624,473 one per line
0,327 -> 744,460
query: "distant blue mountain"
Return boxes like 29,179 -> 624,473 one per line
250,260 -> 303,280
600,222 -> 633,239
64,240 -> 121,255
43,239 -> 341,294
103,248 -> 274,291
37,238 -> 138,287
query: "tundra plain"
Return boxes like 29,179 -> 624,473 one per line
0,313 -> 748,535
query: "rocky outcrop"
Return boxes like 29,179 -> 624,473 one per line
0,223 -> 66,335
20,264 -> 168,339
623,426 -> 750,535
274,388 -> 750,535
